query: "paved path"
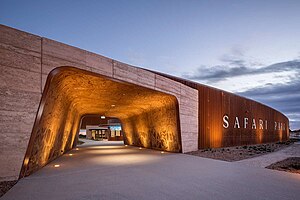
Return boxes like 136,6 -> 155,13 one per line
2,141 -> 300,200
237,143 -> 300,168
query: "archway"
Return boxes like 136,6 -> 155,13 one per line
20,67 -> 181,177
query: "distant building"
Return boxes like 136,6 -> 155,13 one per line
84,117 -> 123,141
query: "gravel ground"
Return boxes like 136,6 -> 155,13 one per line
186,141 -> 294,162
0,180 -> 17,198
266,157 -> 300,174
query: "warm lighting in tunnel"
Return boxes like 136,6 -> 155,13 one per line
161,151 -> 165,154
54,164 -> 60,168
21,67 -> 181,177
125,145 -> 128,147
69,153 -> 73,156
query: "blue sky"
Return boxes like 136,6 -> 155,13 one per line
1,0 -> 300,129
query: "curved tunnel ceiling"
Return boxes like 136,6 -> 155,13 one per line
53,67 -> 177,118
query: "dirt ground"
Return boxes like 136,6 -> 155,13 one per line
0,180 -> 17,197
186,141 -> 294,162
266,157 -> 300,174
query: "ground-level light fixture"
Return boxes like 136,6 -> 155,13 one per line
161,151 -> 165,154
69,153 -> 73,156
139,147 -> 142,150
125,145 -> 128,147
101,115 -> 105,119
54,164 -> 60,168
75,148 -> 79,150
111,104 -> 115,107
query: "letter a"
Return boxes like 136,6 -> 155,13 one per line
234,117 -> 240,129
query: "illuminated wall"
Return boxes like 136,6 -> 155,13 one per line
122,102 -> 181,152
20,67 -> 182,177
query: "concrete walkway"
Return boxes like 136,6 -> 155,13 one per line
237,143 -> 300,168
2,141 -> 300,200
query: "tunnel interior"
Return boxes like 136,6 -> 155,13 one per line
20,67 -> 181,177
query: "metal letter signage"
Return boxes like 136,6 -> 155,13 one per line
222,114 -> 286,131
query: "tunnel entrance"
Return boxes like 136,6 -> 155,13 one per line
20,67 -> 181,178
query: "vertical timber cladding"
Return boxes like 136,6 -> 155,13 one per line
150,72 -> 289,149
198,85 -> 289,149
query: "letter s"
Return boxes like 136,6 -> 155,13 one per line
223,115 -> 229,129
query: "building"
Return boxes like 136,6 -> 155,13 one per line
82,117 -> 123,141
0,25 -> 289,181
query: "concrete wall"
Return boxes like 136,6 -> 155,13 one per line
0,25 -> 198,181
0,25 -> 42,181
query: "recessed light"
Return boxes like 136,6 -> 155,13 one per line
161,151 -> 165,154
69,154 -> 73,156
54,164 -> 60,168
75,148 -> 79,150
139,147 -> 142,150
125,145 -> 128,147
111,104 -> 115,107
101,116 -> 105,119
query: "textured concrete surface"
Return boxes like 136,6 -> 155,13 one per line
237,143 -> 300,168
0,25 -> 41,181
40,34 -> 199,153
0,24 -> 198,181
2,141 -> 300,200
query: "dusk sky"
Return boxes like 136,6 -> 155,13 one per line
1,0 -> 299,129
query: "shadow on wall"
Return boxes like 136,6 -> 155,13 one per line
20,67 -> 181,178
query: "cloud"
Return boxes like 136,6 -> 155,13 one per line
237,79 -> 300,130
182,46 -> 300,84
183,65 -> 249,81
181,49 -> 300,130
183,60 -> 300,83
